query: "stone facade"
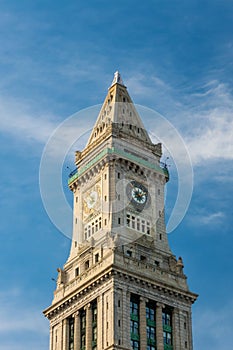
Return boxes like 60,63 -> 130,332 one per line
44,72 -> 198,350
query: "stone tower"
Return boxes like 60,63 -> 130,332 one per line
43,72 -> 198,350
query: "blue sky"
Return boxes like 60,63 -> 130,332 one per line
0,1 -> 232,349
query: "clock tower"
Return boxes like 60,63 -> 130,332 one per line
44,72 -> 198,350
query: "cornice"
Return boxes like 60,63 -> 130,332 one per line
69,146 -> 168,188
43,264 -> 198,321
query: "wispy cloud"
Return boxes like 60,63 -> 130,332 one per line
126,72 -> 171,98
127,75 -> 233,167
183,81 -> 233,165
186,110 -> 233,165
199,211 -> 225,225
187,209 -> 226,231
0,96 -> 59,144
1,73 -> 232,171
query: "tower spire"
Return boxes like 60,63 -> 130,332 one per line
111,70 -> 124,86
85,71 -> 152,148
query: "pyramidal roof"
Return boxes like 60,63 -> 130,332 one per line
86,71 -> 152,146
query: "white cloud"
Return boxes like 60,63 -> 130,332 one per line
178,80 -> 233,165
0,96 -> 58,144
126,72 -> 170,97
125,75 -> 233,167
185,108 -> 233,165
187,209 -> 226,230
1,75 -> 232,171
200,211 -> 225,225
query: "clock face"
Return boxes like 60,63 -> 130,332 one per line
132,186 -> 147,204
86,191 -> 98,209
127,180 -> 149,210
83,183 -> 101,220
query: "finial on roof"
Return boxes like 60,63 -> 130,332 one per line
111,71 -> 124,86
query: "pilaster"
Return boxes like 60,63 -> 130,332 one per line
172,308 -> 181,350
62,318 -> 69,350
74,312 -> 80,350
187,309 -> 193,350
139,297 -> 147,350
122,290 -> 131,348
97,295 -> 103,350
49,326 -> 53,350
85,303 -> 92,350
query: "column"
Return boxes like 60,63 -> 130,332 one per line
139,297 -> 147,350
97,295 -> 103,350
172,308 -> 181,350
57,322 -> 63,350
156,303 -> 164,350
85,303 -> 92,350
74,312 -> 80,350
122,290 -> 131,348
49,326 -> 53,350
187,308 -> 193,350
63,318 -> 69,350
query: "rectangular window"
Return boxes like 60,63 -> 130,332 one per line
80,309 -> 86,348
92,301 -> 97,348
137,218 -> 140,231
126,213 -> 151,235
126,250 -> 132,257
163,311 -> 171,326
84,227 -> 88,240
141,220 -> 145,233
146,222 -> 150,235
146,302 -> 156,349
126,214 -> 130,227
132,216 -> 135,229
75,267 -> 79,277
130,295 -> 140,349
163,308 -> 173,346
131,339 -> 139,349
131,319 -> 139,334
163,331 -> 172,345
95,253 -> 99,263
68,317 -> 74,350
